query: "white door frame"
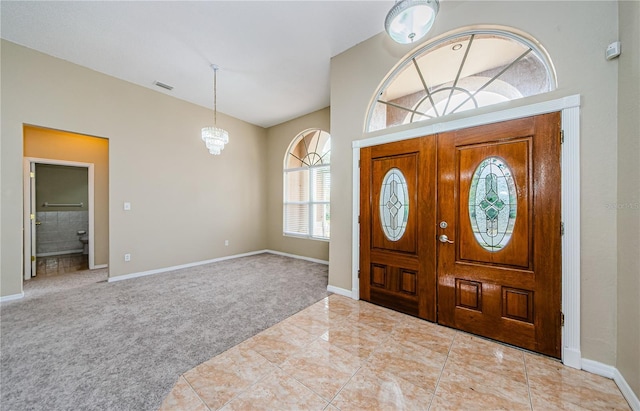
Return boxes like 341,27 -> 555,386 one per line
351,95 -> 581,369
23,157 -> 97,279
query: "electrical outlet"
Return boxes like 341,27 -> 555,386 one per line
224,240 -> 229,246
124,253 -> 131,262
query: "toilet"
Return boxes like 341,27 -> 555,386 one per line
78,231 -> 89,255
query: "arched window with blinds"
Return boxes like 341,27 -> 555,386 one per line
283,129 -> 331,240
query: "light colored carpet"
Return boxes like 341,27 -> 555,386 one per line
0,253 -> 329,410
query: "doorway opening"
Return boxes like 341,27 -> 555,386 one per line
22,125 -> 109,285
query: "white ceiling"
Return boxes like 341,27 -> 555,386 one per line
1,1 -> 393,128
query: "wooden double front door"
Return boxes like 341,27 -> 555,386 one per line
359,113 -> 562,358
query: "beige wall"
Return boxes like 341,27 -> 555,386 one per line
35,164 -> 89,212
1,40 -> 268,296
330,1 -> 620,367
266,108 -> 330,261
617,0 -> 640,398
25,127 -> 109,266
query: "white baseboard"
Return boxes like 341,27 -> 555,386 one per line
92,264 -> 108,269
107,250 -> 267,283
264,249 -> 329,265
327,285 -> 354,298
0,292 -> 25,302
614,368 -> 640,411
582,358 -> 640,410
562,347 -> 582,369
107,249 -> 329,283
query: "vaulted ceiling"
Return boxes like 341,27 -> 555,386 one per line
1,1 -> 393,128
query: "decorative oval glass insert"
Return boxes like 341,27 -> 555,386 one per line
469,157 -> 517,252
380,168 -> 410,241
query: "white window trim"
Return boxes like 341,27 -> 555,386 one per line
352,94 -> 581,369
283,147 -> 331,241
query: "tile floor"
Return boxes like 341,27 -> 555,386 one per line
160,295 -> 631,410
36,253 -> 88,276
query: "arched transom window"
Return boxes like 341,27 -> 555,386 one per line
367,28 -> 556,132
283,129 -> 331,240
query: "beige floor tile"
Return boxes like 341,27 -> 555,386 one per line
345,302 -> 404,333
183,343 -> 277,409
159,376 -> 209,411
220,368 -> 328,411
525,354 -> 631,410
429,392 -> 531,411
280,338 -> 362,401
283,305 -> 350,338
332,364 -> 433,410
447,333 -> 527,385
161,299 -> 632,411
243,321 -> 317,365
320,318 -> 390,360
435,357 -> 531,410
390,316 -> 456,356
367,337 -> 447,391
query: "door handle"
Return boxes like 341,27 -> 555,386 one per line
439,234 -> 454,244
35,221 -> 42,226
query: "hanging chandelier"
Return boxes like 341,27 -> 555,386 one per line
201,64 -> 229,155
385,0 -> 439,44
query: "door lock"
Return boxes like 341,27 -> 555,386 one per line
439,221 -> 448,229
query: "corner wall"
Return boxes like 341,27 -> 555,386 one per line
617,0 -> 640,399
265,108 -> 330,261
1,40 -> 268,296
329,1 -> 619,366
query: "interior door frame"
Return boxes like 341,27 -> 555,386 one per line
351,94 -> 581,369
23,157 -> 96,279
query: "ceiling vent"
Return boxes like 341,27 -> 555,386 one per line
154,81 -> 174,91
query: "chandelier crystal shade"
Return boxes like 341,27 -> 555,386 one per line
385,0 -> 439,44
201,64 -> 229,155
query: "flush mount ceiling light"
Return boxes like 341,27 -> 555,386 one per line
201,64 -> 229,155
385,0 -> 439,44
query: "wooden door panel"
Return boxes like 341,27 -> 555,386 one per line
437,113 -> 561,358
371,154 -> 418,254
360,136 -> 437,321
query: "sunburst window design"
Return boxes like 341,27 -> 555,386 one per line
367,29 -> 556,132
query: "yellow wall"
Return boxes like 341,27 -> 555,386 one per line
266,107 -> 330,261
25,126 -> 109,266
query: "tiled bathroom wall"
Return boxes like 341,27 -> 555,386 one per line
36,211 -> 88,256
